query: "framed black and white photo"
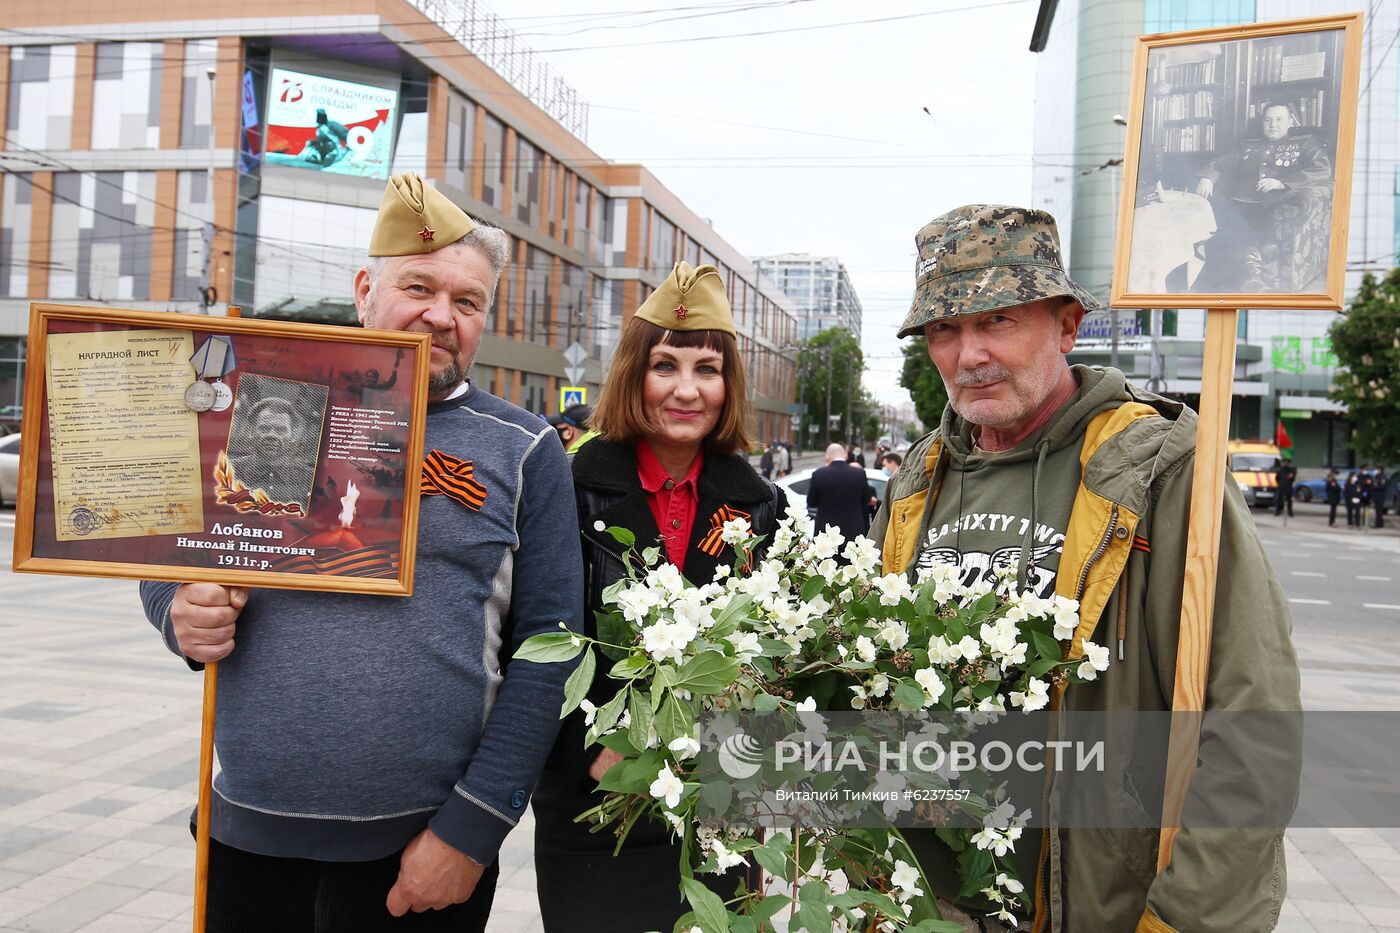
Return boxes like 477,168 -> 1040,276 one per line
1112,13 -> 1363,310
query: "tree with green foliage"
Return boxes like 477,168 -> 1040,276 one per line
1329,270 -> 1400,464
795,327 -> 883,449
899,337 -> 949,436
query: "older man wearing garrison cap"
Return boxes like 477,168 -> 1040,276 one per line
870,205 -> 1300,932
140,174 -> 583,930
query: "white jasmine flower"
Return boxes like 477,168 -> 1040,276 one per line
869,673 -> 891,698
955,635 -> 982,661
927,635 -> 961,665
874,573 -> 914,607
593,520 -> 606,532
890,859 -> 925,903
1082,640 -> 1110,672
569,634 -> 582,647
668,736 -> 701,759
969,828 -> 1020,857
1009,677 -> 1049,712
719,516 -> 752,546
877,620 -> 910,650
707,838 -> 746,871
617,586 -> 661,624
795,696 -> 817,712
914,668 -> 945,705
649,763 -> 685,809
842,536 -> 882,575
855,635 -> 877,663
814,557 -> 842,584
850,685 -> 868,709
995,872 -> 1024,895
976,695 -> 1007,713
811,526 -> 845,560
645,562 -> 687,597
661,810 -> 685,832
580,699 -> 598,726
728,631 -> 762,662
836,644 -> 848,659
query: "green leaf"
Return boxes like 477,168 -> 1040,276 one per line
641,545 -> 661,566
800,574 -> 826,602
514,632 -> 584,664
908,922 -> 967,933
751,893 -> 792,923
700,780 -> 732,814
681,877 -> 730,933
654,690 -> 691,745
794,900 -> 831,933
729,917 -> 758,933
603,524 -> 636,548
1030,628 -> 1062,661
586,689 -> 629,743
596,610 -> 634,659
712,593 -> 755,631
753,841 -> 792,881
674,651 -> 742,694
627,689 -> 654,751
894,680 -> 927,710
1026,658 -> 1059,679
608,654 -> 651,680
560,647 -> 596,717
752,692 -> 783,713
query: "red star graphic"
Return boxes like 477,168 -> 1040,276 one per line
417,226 -> 436,242
674,305 -> 689,320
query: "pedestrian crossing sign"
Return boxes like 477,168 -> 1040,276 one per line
560,386 -> 586,410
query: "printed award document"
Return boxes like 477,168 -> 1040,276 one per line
45,328 -> 205,541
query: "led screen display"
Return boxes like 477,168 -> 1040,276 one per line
264,67 -> 399,179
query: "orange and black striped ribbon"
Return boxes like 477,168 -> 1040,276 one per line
420,449 -> 488,511
1131,534 -> 1151,555
270,542 -> 400,578
698,504 -> 752,558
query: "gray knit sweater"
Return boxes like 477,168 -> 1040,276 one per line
140,385 -> 583,864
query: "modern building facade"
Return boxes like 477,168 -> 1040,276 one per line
0,0 -> 799,442
1030,0 -> 1399,467
752,253 -> 863,344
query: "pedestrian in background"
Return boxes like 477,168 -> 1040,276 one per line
1325,469 -> 1341,527
773,439 -> 792,477
1373,466 -> 1388,528
878,451 -> 903,476
1274,458 -> 1297,517
810,442 -> 877,541
548,403 -> 597,457
759,440 -> 776,479
847,444 -> 866,468
1344,470 -> 1363,527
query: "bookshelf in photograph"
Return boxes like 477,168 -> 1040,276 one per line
1138,28 -> 1343,195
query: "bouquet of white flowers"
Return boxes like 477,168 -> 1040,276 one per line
519,512 -> 1110,932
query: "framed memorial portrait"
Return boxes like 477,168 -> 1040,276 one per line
1111,13 -> 1363,310
13,304 -> 431,596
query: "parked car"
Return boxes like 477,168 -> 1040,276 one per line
776,466 -> 889,522
1227,439 -> 1281,509
0,432 -> 19,507
1294,477 -> 1329,503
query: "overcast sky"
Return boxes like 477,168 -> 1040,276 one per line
506,0 -> 1044,407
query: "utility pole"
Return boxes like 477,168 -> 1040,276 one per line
200,65 -> 217,315
824,347 -> 834,446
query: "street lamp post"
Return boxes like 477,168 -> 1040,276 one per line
200,65 -> 217,315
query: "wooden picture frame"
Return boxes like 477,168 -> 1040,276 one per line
14,303 -> 430,597
1111,13 -> 1363,311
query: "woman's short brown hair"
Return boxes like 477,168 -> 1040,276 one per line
591,318 -> 755,455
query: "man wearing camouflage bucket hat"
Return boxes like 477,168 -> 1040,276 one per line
871,206 -> 1300,932
140,173 -> 584,930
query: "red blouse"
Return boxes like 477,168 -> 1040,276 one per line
636,441 -> 704,570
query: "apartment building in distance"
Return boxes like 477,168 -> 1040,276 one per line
752,253 -> 863,344
0,0 -> 799,441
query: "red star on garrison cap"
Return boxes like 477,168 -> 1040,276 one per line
674,305 -> 689,320
417,226 -> 436,242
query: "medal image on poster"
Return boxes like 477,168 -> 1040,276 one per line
15,304 -> 431,596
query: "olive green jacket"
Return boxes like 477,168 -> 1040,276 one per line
870,367 -> 1301,933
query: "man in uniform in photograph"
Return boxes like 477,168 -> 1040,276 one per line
139,173 -> 583,932
229,395 -> 316,508
872,204 -> 1301,932
1192,101 -> 1333,292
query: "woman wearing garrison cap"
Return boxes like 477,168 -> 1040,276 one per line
531,262 -> 789,931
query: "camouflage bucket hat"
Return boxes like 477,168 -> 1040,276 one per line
896,204 -> 1101,338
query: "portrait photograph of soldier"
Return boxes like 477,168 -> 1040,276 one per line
1121,24 -> 1349,298
224,374 -> 328,512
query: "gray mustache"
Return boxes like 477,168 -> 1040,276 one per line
955,365 -> 1011,387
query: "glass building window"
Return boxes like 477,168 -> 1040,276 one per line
514,137 -> 540,226
391,79 -> 428,177
444,90 -> 476,192
481,114 -> 506,210
559,261 -> 587,350
91,43 -> 163,150
650,212 -> 676,273
521,371 -> 547,415
1144,0 -> 1254,33
523,245 -> 551,346
48,171 -> 157,300
589,194 -> 606,269
173,170 -> 212,302
0,173 -> 34,299
573,181 -> 592,262
8,46 -> 76,150
180,39 -> 217,148
603,199 -> 627,266
0,336 -> 24,415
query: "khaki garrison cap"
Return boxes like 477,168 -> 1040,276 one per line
896,204 -> 1100,338
369,173 -> 476,257
634,262 -> 736,336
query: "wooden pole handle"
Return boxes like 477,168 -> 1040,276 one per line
193,660 -> 217,932
1157,307 -> 1238,871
